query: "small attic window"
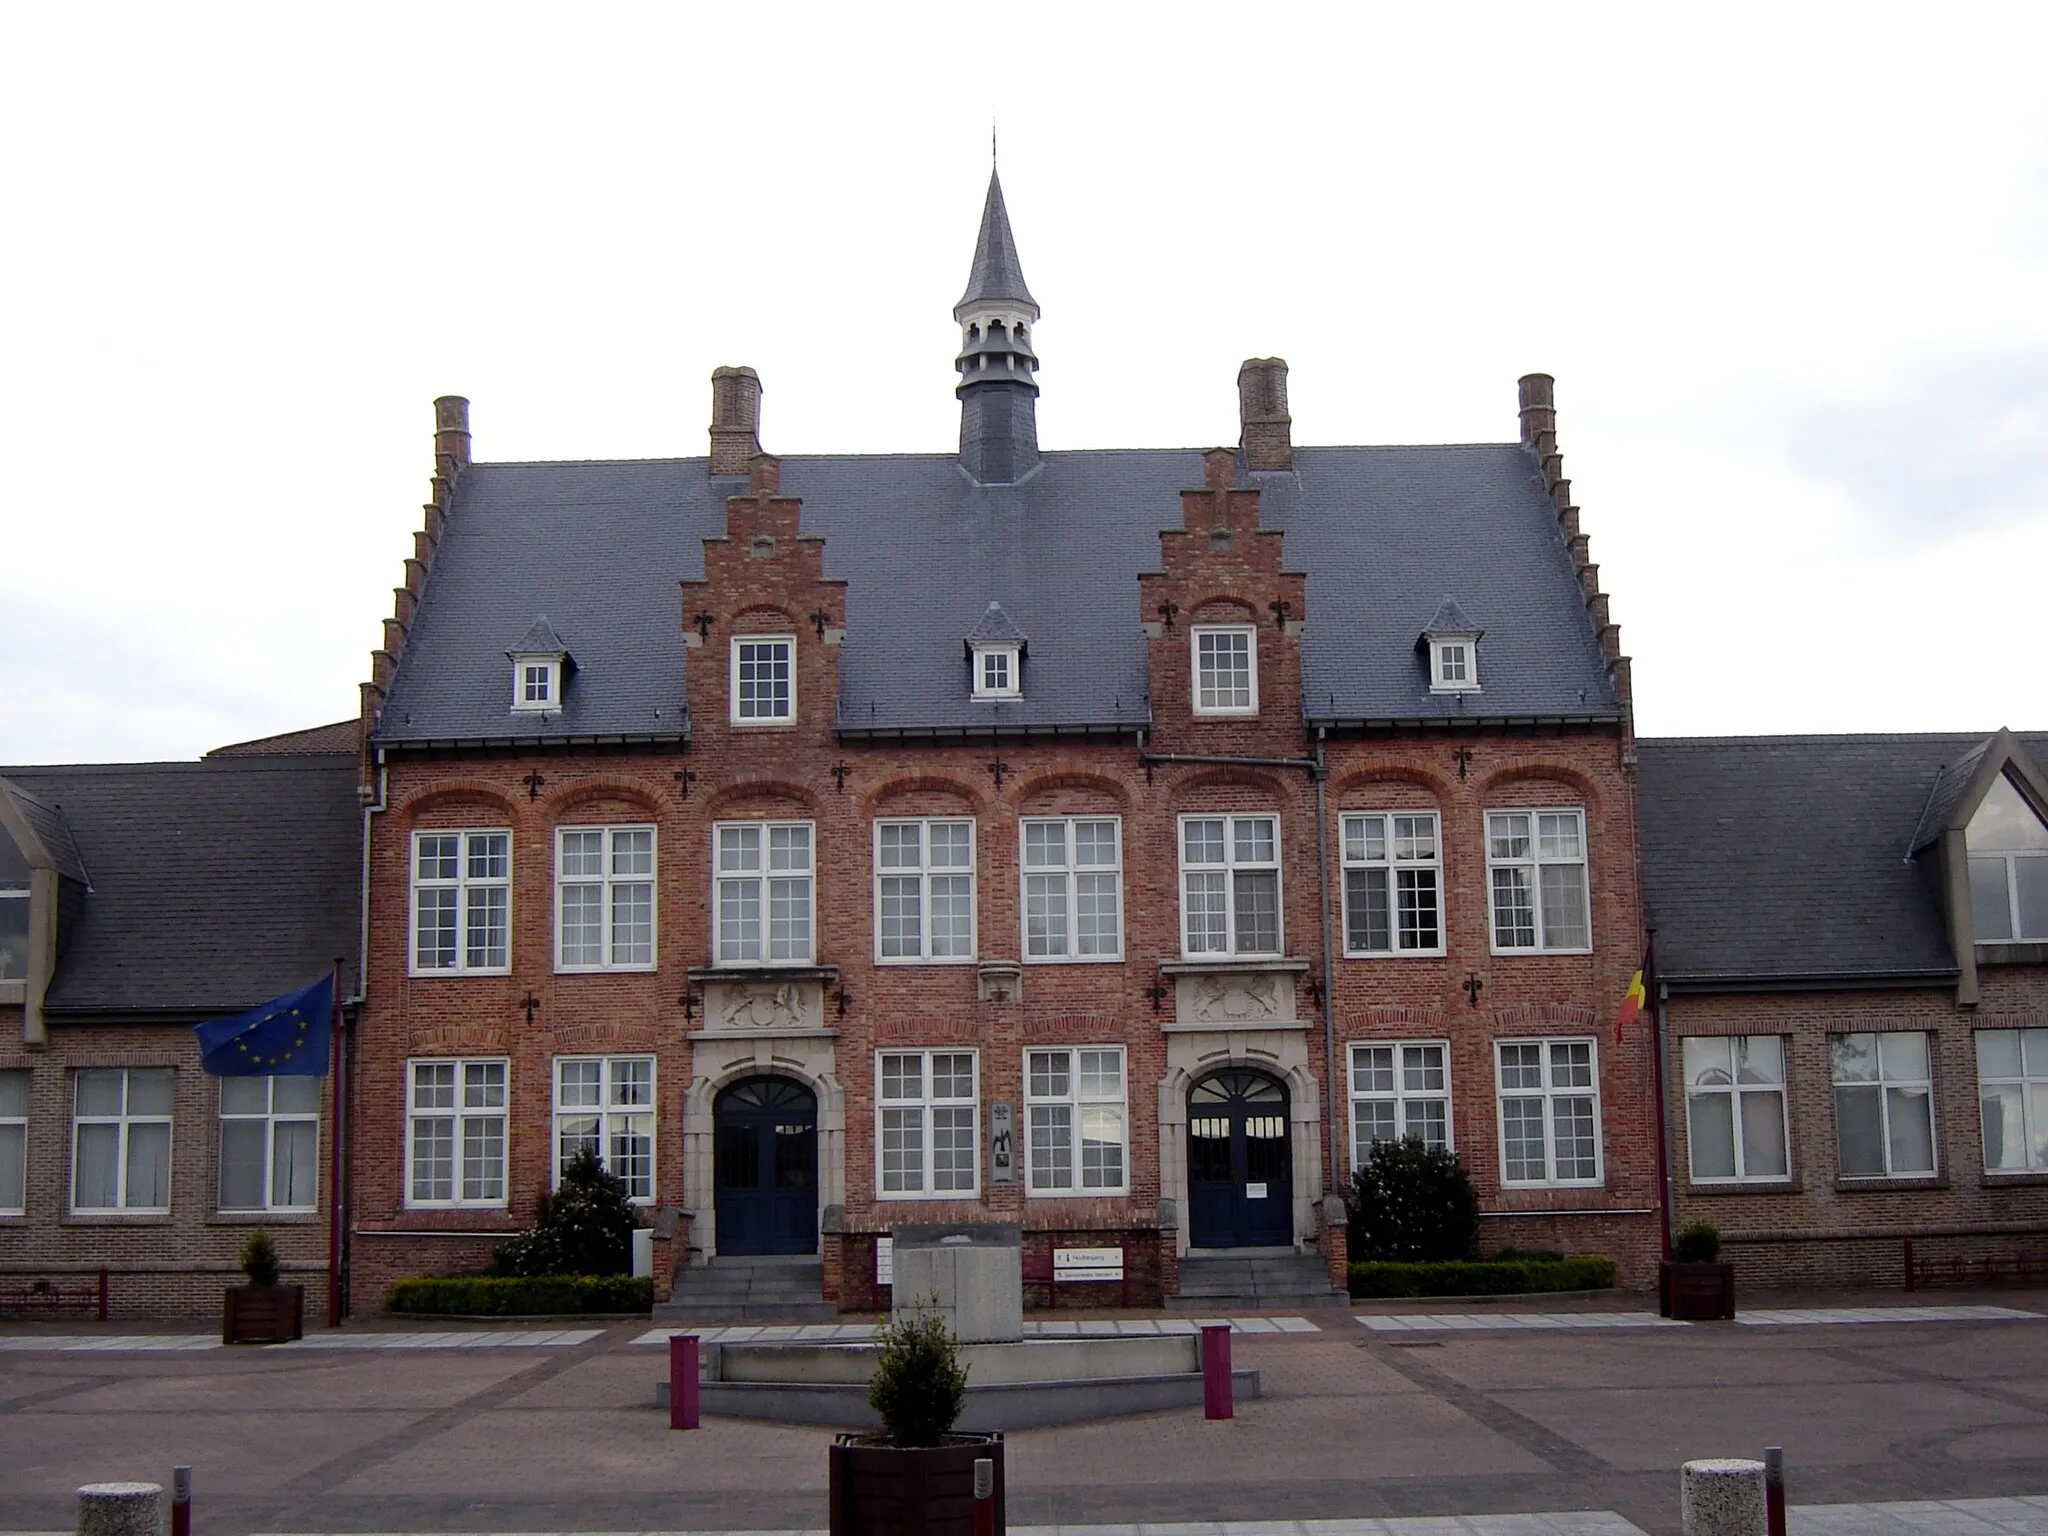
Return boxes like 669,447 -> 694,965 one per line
1432,638 -> 1478,692
513,659 -> 561,713
972,644 -> 1021,700
1966,773 -> 2048,943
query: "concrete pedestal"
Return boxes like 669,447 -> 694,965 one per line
891,1223 -> 1021,1344
76,1483 -> 161,1536
1680,1458 -> 1767,1536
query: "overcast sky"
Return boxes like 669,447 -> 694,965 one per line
4,3 -> 2044,765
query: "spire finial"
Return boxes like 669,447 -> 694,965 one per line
992,119 -> 997,167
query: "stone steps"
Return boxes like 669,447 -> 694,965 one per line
1168,1249 -> 1345,1311
653,1257 -> 838,1322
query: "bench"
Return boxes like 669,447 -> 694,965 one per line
1021,1241 -> 1132,1308
0,1269 -> 109,1320
1902,1238 -> 2047,1291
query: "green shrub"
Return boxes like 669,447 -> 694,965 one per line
239,1228 -> 281,1288
1347,1137 -> 1480,1262
1490,1247 -> 1564,1262
1348,1255 -> 1618,1298
1674,1220 -> 1723,1264
492,1147 -> 640,1277
386,1274 -> 654,1315
868,1300 -> 968,1447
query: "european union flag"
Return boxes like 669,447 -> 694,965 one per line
194,975 -> 333,1077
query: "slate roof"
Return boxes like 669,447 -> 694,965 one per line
207,718 -> 359,758
6,784 -> 90,883
0,756 -> 361,1016
508,616 -> 573,658
1421,598 -> 1480,638
1637,732 -> 2048,986
373,444 -> 1620,746
957,170 -> 1037,315
965,601 -> 1026,647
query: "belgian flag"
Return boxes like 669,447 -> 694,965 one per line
1615,958 -> 1648,1042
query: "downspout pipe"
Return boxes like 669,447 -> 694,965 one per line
337,752 -> 389,1322
1653,968 -> 1676,1263
1313,728 -> 1339,1198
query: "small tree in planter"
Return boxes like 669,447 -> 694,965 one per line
829,1301 -> 1000,1536
223,1228 -> 304,1344
1348,1137 -> 1480,1262
1662,1219 -> 1736,1320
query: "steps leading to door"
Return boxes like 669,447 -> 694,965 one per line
1168,1248 -> 1346,1310
653,1255 -> 838,1321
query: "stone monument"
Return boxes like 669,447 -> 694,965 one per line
889,1222 -> 1022,1344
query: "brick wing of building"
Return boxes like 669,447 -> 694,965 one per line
350,170 -> 1656,1312
1641,731 -> 2048,1287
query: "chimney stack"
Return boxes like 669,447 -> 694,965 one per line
433,396 -> 471,471
748,453 -> 781,495
1237,359 -> 1292,471
1517,373 -> 1556,447
710,366 -> 763,476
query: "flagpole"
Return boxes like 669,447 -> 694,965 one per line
328,957 -> 345,1329
1646,931 -> 1674,1264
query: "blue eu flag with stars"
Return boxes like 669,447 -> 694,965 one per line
194,975 -> 333,1076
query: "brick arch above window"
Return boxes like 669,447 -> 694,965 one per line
1352,1003 -> 1447,1032
1165,765 -> 1292,810
700,776 -> 818,819
544,776 -> 667,819
730,601 -> 799,626
1012,768 -> 1132,815
1330,763 -> 1452,804
1488,1001 -> 1599,1034
396,779 -> 518,820
860,772 -> 988,818
1187,594 -> 1262,623
1473,761 -> 1604,808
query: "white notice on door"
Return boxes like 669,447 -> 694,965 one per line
1245,1182 -> 1268,1199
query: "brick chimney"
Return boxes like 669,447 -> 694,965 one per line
1517,373 -> 1556,449
1237,358 -> 1292,471
710,366 -> 763,476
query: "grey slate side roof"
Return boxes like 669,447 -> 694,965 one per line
7,784 -> 90,883
374,444 -> 1620,746
1637,732 -> 2048,986
0,756 -> 361,1016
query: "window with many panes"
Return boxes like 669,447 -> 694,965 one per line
876,820 -> 975,962
218,1076 -> 320,1211
1966,774 -> 2048,943
1486,810 -> 1590,952
730,635 -> 796,724
1022,817 -> 1122,961
1978,1028 -> 2048,1174
512,659 -> 559,712
1831,1031 -> 1936,1178
556,826 -> 655,971
0,825 -> 27,984
72,1068 -> 173,1213
1342,813 -> 1442,954
554,1056 -> 655,1202
877,1050 -> 977,1197
1192,625 -> 1257,715
1025,1047 -> 1127,1194
715,822 -> 814,965
0,1070 -> 26,1215
1350,1042 -> 1451,1165
1682,1036 -> 1789,1183
411,831 -> 511,974
1496,1039 -> 1601,1186
1180,814 -> 1281,957
406,1059 -> 508,1206
972,645 -> 1020,699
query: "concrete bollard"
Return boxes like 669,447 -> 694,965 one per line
1681,1458 -> 1768,1536
76,1483 -> 161,1536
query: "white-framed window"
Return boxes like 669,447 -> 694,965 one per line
0,1070 -> 27,1215
1179,814 -> 1281,956
730,634 -> 796,724
876,819 -> 976,962
877,1050 -> 978,1197
218,1076 -> 320,1212
1022,817 -> 1123,961
511,658 -> 560,712
714,821 -> 814,965
972,645 -> 1021,699
1682,1036 -> 1790,1183
1486,809 -> 1591,953
411,830 -> 511,974
1342,812 -> 1443,955
1024,1047 -> 1127,1195
1192,625 -> 1257,715
1966,774 -> 2048,944
1978,1027 -> 2048,1174
1350,1041 -> 1452,1165
554,1056 -> 655,1203
406,1059 -> 508,1207
1832,1031 -> 1936,1178
1430,638 -> 1480,692
1495,1039 -> 1602,1186
556,825 -> 656,971
71,1068 -> 173,1214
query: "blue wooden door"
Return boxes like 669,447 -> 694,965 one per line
1186,1069 -> 1292,1248
714,1077 -> 818,1256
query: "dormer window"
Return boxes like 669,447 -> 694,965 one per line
964,602 -> 1027,703
1420,598 -> 1482,694
1966,773 -> 2048,943
506,616 -> 573,717
514,660 -> 559,712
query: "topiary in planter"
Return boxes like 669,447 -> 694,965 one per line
868,1300 -> 969,1447
1347,1137 -> 1480,1262
224,1228 -> 302,1344
240,1228 -> 282,1288
1674,1220 -> 1723,1264
1664,1220 -> 1735,1320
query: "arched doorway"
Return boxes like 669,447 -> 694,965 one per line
1186,1068 -> 1292,1248
714,1076 -> 818,1256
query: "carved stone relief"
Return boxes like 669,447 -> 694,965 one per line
1174,969 -> 1296,1025
703,979 -> 822,1033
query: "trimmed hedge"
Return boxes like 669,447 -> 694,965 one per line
387,1274 -> 653,1315
1349,1255 -> 1617,1298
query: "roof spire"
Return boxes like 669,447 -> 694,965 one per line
954,163 -> 1041,485
955,166 -> 1038,319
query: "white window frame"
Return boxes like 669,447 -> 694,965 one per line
217,1075 -> 322,1213
0,1069 -> 28,1215
1341,812 -> 1445,956
1429,637 -> 1480,693
511,657 -> 561,712
0,881 -> 28,985
404,1058 -> 509,1208
1178,813 -> 1283,958
1191,624 -> 1258,716
1680,1035 -> 1791,1185
874,818 -> 978,964
409,829 -> 512,976
1349,1040 -> 1453,1167
70,1068 -> 174,1214
876,1049 -> 979,1199
713,820 -> 815,966
1494,1038 -> 1603,1187
971,644 -> 1021,700
552,1055 -> 656,1204
1023,1046 -> 1129,1196
1485,808 -> 1592,954
1830,1031 -> 1939,1180
555,825 -> 657,972
1977,1027 -> 2048,1175
730,633 -> 797,725
1021,816 -> 1124,963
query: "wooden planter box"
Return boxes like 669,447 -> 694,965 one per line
829,1432 -> 1004,1536
1659,1261 -> 1735,1321
223,1283 -> 304,1345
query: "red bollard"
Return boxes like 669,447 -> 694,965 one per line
1765,1446 -> 1786,1536
972,1455 -> 996,1536
1200,1323 -> 1233,1420
170,1467 -> 191,1536
668,1333 -> 700,1431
